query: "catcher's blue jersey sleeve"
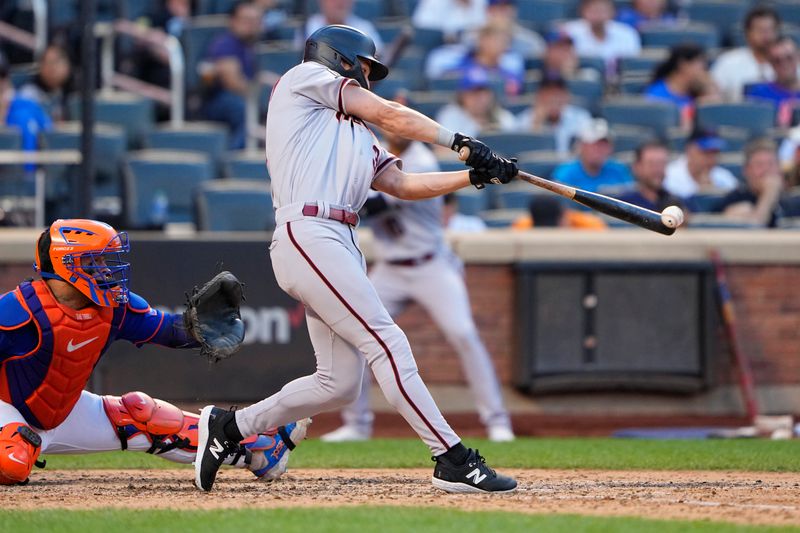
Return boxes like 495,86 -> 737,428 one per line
116,292 -> 199,349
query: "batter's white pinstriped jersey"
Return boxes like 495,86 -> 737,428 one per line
369,142 -> 448,261
265,61 -> 398,211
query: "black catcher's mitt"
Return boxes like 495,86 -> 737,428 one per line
184,271 -> 245,363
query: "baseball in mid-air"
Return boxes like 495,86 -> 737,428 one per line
661,205 -> 685,229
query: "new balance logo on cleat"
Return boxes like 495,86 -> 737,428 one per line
465,468 -> 487,485
209,438 -> 225,460
431,448 -> 517,494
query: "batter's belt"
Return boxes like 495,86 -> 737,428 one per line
275,201 -> 360,227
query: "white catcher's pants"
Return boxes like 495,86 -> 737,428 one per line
234,218 -> 461,455
341,253 -> 511,433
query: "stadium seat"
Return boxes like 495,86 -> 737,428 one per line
618,50 -> 668,75
69,92 -> 155,148
226,150 -> 269,180
688,213 -> 758,228
438,159 -> 468,172
412,28 -> 444,53
479,208 -> 527,228
640,23 -> 720,50
577,57 -> 606,77
428,74 -> 505,95
601,97 -> 680,134
497,182 -> 537,209
391,47 -> 428,90
685,0 -> 748,44
376,20 -> 409,44
144,122 -> 228,173
41,122 -> 127,199
0,127 -> 21,150
567,78 -> 604,114
619,74 -> 650,95
373,77 -> 411,100
479,132 -> 556,158
256,44 -> 303,76
780,187 -> 800,217
717,153 -> 744,181
517,150 -> 568,180
610,126 -> 656,154
181,15 -> 229,90
124,150 -> 214,227
773,2 -> 800,26
353,0 -> 384,20
194,180 -> 274,231
687,193 -> 726,213
454,188 -> 490,216
517,0 -> 566,30
696,102 -> 776,137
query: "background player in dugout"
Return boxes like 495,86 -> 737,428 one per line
194,25 -> 519,494
0,219 -> 308,486
321,119 -> 515,443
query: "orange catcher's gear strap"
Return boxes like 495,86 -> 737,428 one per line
0,423 -> 44,485
102,391 -> 193,454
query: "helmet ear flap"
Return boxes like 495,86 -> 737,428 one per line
34,230 -> 54,275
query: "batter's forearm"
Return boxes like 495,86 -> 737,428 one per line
376,102 -> 455,148
399,171 -> 471,200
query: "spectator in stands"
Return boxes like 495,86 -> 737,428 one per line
561,0 -> 641,75
512,195 -> 607,229
711,5 -> 780,102
552,118 -> 634,193
132,0 -> 193,93
202,1 -> 263,149
435,68 -> 516,140
412,0 -> 487,42
429,22 -> 525,96
541,31 -> 601,82
443,193 -> 487,232
515,75 -> 592,155
664,127 -> 738,200
745,36 -> 800,128
464,0 -> 545,57
254,0 -> 288,40
0,51 -> 10,123
780,125 -> 800,187
719,138 -> 784,227
147,0 -> 191,38
616,0 -> 674,30
615,140 -> 685,213
18,44 -> 72,122
645,43 -> 719,129
2,48 -> 52,152
304,0 -> 383,52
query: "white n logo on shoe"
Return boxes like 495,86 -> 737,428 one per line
465,468 -> 487,485
209,438 -> 226,460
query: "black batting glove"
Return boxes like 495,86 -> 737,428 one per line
451,132 -> 493,169
469,156 -> 518,189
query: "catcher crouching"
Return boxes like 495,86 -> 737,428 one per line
0,219 -> 310,485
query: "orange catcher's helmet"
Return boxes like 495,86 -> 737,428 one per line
34,219 -> 131,307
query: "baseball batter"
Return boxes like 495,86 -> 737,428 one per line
0,219 -> 307,485
321,134 -> 514,443
195,25 -> 519,494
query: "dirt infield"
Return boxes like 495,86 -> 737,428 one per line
3,468 -> 799,526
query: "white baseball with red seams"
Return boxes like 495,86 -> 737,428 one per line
232,61 -> 462,455
661,205 -> 685,228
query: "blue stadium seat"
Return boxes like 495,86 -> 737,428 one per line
567,78 -> 604,114
454,188 -> 490,216
780,187 -> 800,217
41,122 -> 127,198
479,208 -> 527,228
181,15 -> 229,90
696,102 -> 776,136
610,126 -> 656,154
256,45 -> 302,76
480,132 -> 556,157
124,150 -> 214,226
497,182 -> 537,209
687,193 -> 726,213
428,74 -> 505,95
618,52 -> 667,75
194,180 -> 274,231
373,77 -> 411,100
577,57 -> 606,77
619,75 -> 649,95
640,23 -> 720,50
144,123 -> 228,173
438,160 -> 467,173
376,20 -> 409,44
413,28 -> 444,53
601,97 -> 680,134
69,92 -> 155,148
685,1 -> 747,43
717,153 -> 744,181
0,127 -> 21,149
774,2 -> 800,26
517,0 -> 566,30
409,91 -> 452,119
688,214 -> 758,228
517,150 -> 568,180
226,150 -> 269,181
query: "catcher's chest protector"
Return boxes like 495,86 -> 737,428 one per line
0,281 -> 113,429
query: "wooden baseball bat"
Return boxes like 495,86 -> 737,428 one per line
458,147 -> 677,235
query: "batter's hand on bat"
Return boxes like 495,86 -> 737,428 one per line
451,133 -> 493,169
469,156 -> 518,188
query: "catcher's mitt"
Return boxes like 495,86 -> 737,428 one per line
183,271 -> 245,363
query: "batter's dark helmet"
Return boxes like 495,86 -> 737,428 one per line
304,25 -> 388,90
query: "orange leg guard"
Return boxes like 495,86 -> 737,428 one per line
0,423 -> 43,485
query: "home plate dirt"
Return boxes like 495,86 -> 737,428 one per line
4,469 -> 800,526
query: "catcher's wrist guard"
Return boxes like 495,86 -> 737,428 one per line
183,271 -> 245,363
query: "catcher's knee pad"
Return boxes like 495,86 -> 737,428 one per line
102,391 -> 195,454
0,423 -> 43,485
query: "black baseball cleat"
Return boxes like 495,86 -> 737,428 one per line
194,405 -> 239,491
432,448 -> 517,494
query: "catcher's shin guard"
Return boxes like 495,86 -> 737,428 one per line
102,391 -> 196,455
0,423 -> 44,485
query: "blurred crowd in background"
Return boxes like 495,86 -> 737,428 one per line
1,0 -> 799,230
